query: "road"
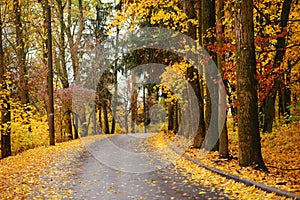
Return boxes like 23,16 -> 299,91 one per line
71,134 -> 229,199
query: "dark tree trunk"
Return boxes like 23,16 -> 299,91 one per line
46,4 -> 55,145
143,85 -> 147,133
73,114 -> 79,139
168,102 -> 174,131
219,119 -> 229,158
103,103 -> 110,134
263,96 -> 275,132
183,0 -> 206,148
14,0 -> 29,105
0,9 -> 12,158
279,62 -> 292,122
216,0 -> 229,158
111,118 -> 115,134
235,0 -> 267,171
174,100 -> 179,134
201,0 -> 219,151
262,0 -> 292,132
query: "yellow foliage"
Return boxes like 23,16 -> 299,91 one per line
9,102 -> 49,154
108,0 -> 197,34
0,86 -> 49,156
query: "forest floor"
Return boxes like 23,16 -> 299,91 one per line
148,120 -> 300,199
0,122 -> 298,199
0,139 -> 87,199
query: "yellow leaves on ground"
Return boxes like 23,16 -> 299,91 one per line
184,121 -> 300,198
145,122 -> 299,199
0,139 -> 84,199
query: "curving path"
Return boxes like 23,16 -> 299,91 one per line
71,134 -> 230,199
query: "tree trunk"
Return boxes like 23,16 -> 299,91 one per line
80,108 -> 88,136
262,0 -> 292,132
56,0 -> 73,140
235,0 -> 267,171
174,100 -> 179,134
66,0 -> 84,80
46,4 -> 55,145
168,101 -> 174,131
216,0 -> 229,158
74,114 -> 79,139
0,8 -> 12,158
111,118 -> 116,134
14,0 -> 29,105
279,61 -> 292,122
183,0 -> 206,148
201,0 -> 219,151
143,85 -> 147,133
93,105 -> 97,134
131,90 -> 138,133
103,102 -> 110,134
98,106 -> 103,133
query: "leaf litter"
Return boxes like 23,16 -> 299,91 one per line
0,122 -> 298,199
0,139 -> 86,199
145,122 -> 300,200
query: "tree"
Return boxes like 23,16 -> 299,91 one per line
55,0 -> 73,140
262,0 -> 293,132
216,0 -> 229,158
0,5 -> 12,158
201,0 -> 220,151
235,0 -> 267,170
14,0 -> 29,105
46,3 -> 55,146
183,0 -> 206,148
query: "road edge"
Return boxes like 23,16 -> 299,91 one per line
166,142 -> 300,200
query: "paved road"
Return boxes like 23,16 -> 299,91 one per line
71,134 -> 229,199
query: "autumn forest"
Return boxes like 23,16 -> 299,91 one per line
0,0 -> 299,199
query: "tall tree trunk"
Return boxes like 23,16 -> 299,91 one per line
216,0 -> 229,158
56,0 -> 73,140
0,7 -> 12,158
14,0 -> 29,105
183,0 -> 206,148
46,4 -> 55,145
262,0 -> 292,132
201,0 -> 219,151
235,0 -> 267,171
